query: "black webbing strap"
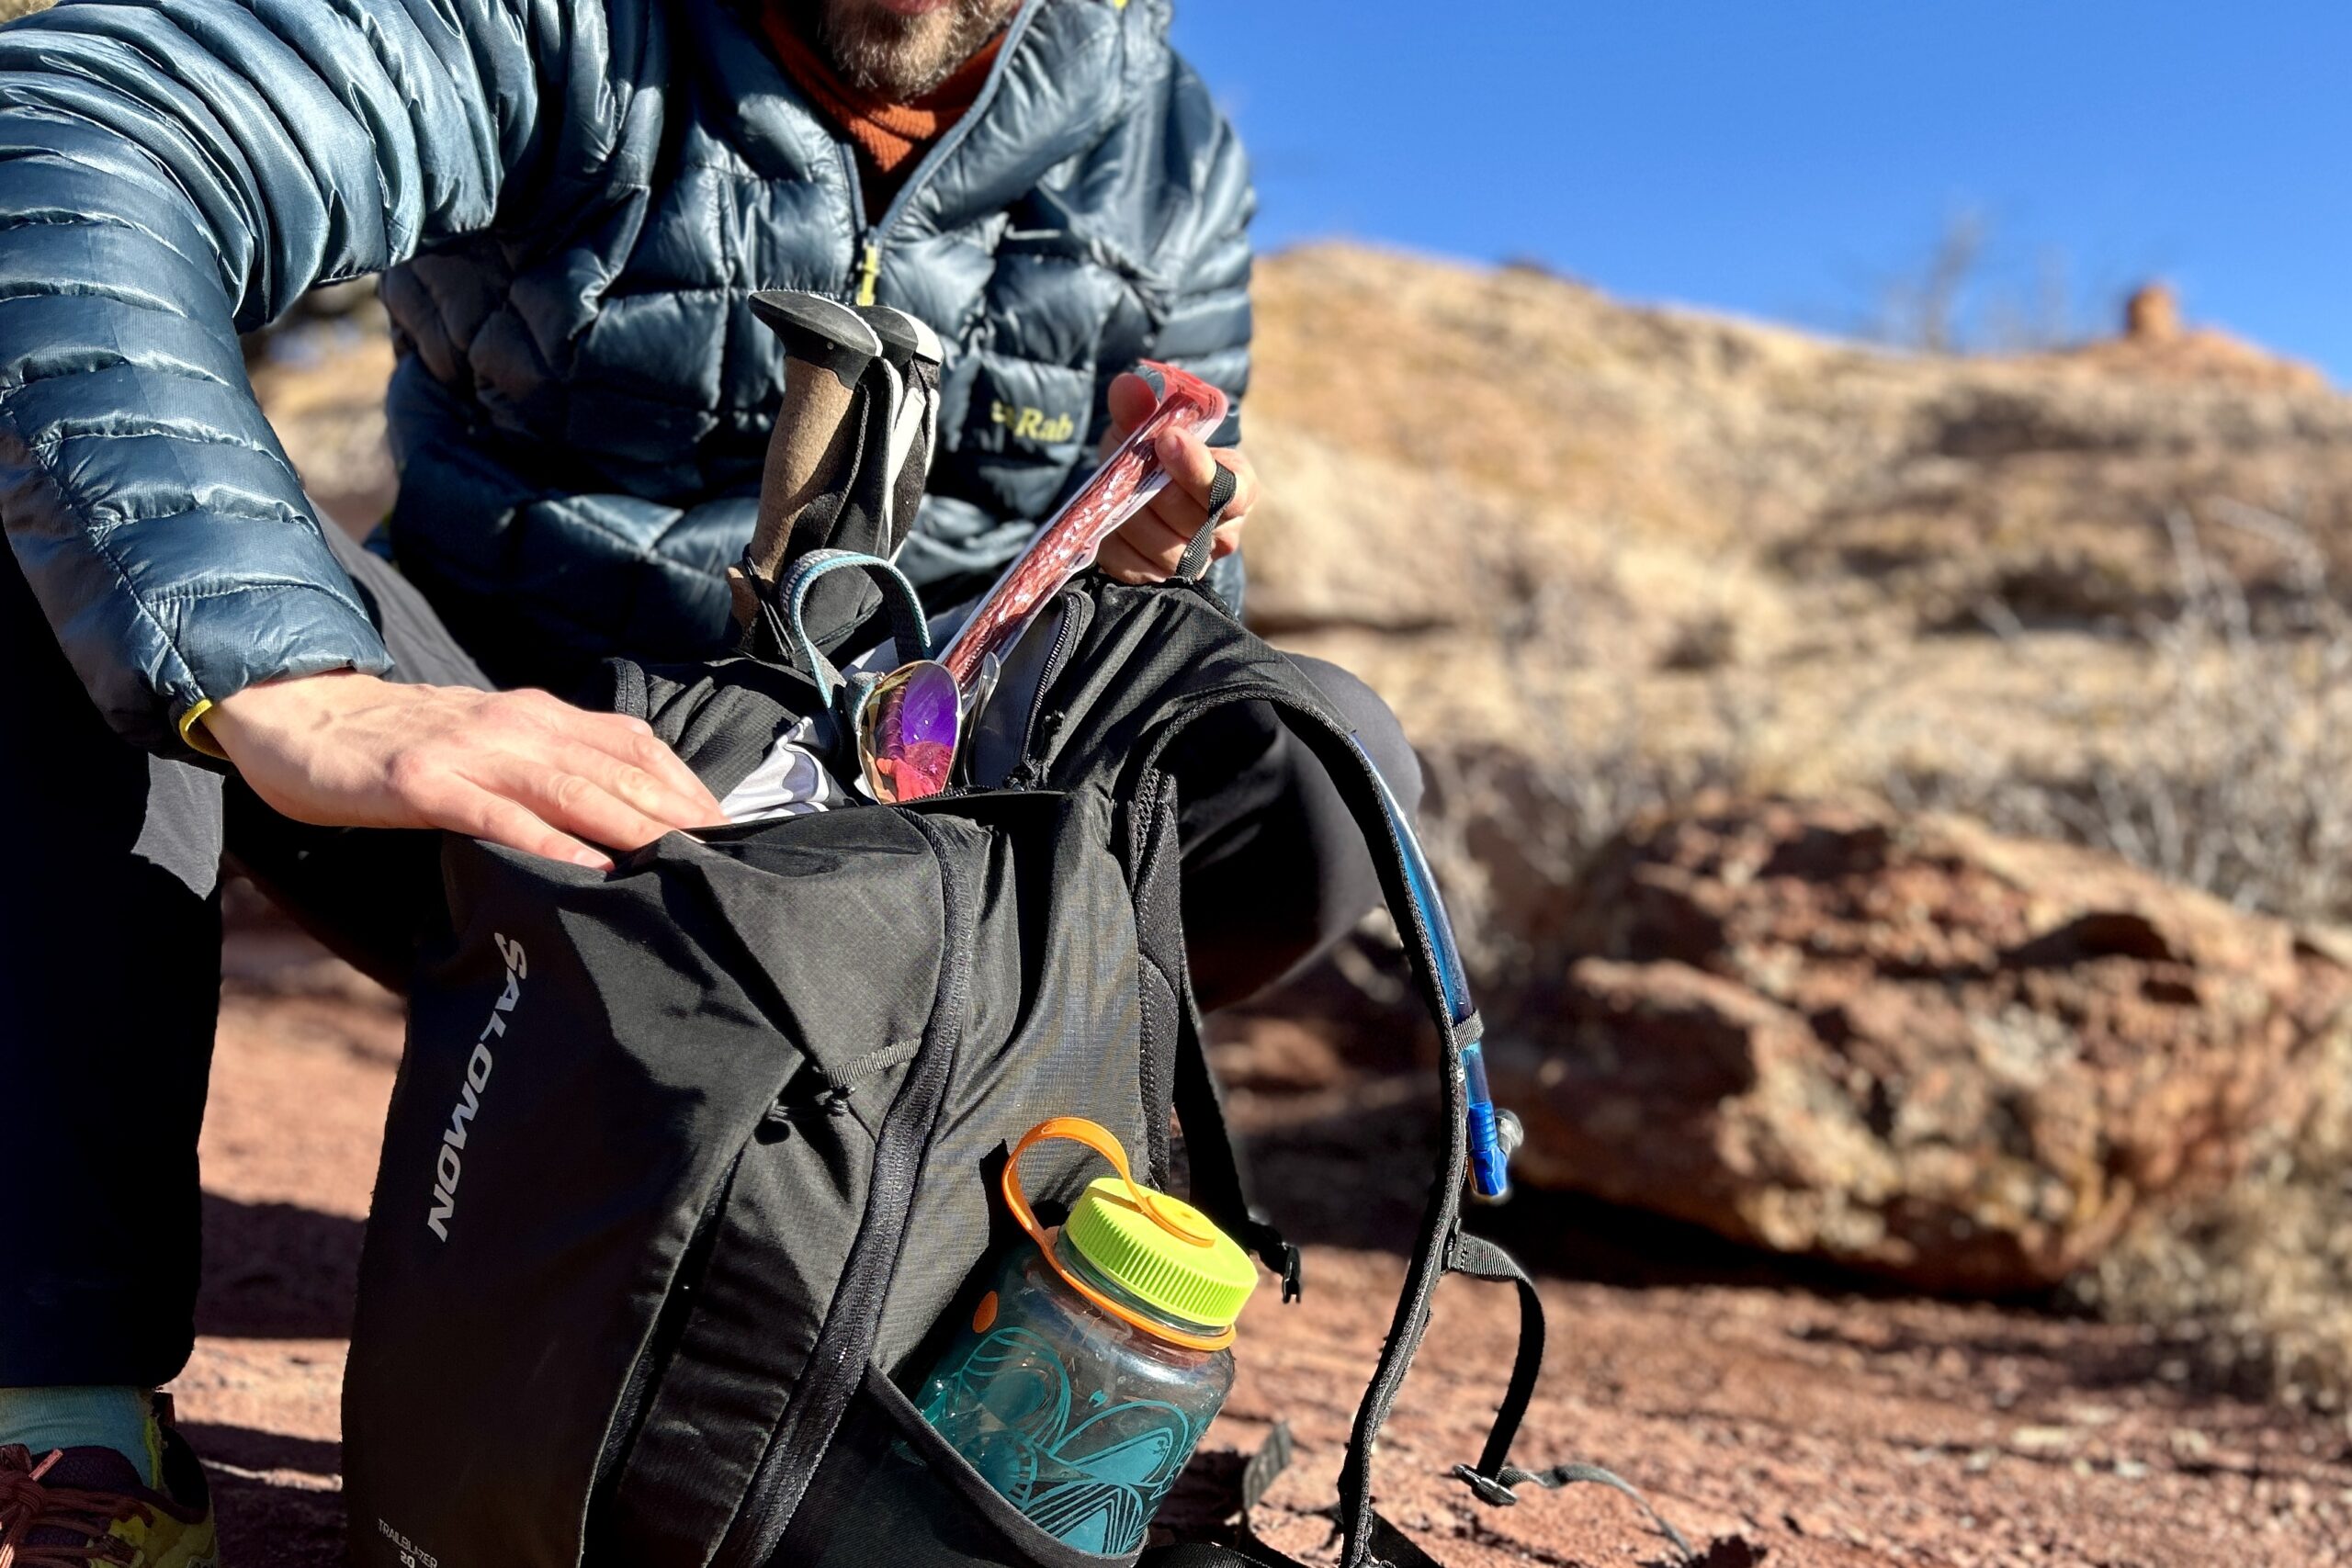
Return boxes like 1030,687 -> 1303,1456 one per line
1442,1235 -> 1698,1564
1125,682 -> 1489,1567
1127,677 -> 1698,1567
1239,1421 -> 1293,1513
1128,768 -> 1300,1292
1445,1229 -> 1544,1483
1459,1463 -> 1698,1563
1254,709 -> 1471,1568
1175,462 -> 1241,583
1170,1003 -> 1302,1299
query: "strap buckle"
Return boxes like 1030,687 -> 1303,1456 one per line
1448,1463 -> 1521,1507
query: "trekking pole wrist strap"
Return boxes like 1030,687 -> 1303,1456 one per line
767,548 -> 933,707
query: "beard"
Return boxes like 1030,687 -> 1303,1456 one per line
783,0 -> 1021,99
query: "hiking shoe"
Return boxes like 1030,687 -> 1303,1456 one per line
0,1396 -> 219,1567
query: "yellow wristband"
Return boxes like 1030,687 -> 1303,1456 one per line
176,697 -> 228,760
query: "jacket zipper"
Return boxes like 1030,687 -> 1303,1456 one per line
711,812 -> 978,1568
837,0 -> 1048,306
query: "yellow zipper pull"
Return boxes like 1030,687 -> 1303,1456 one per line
854,241 -> 882,306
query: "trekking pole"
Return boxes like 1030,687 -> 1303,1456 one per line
729,290 -> 885,633
855,304 -> 944,556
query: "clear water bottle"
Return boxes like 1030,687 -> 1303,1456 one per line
918,1117 -> 1261,1555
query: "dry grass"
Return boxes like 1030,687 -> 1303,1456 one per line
1410,576 -> 1768,994
1891,504 -> 2352,926
2070,1021 -> 2352,1411
1995,508 -> 2352,1407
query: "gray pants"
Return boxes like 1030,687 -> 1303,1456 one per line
0,528 -> 1418,1386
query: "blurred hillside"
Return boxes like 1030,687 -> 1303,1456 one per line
1226,246 -> 2352,1414
1244,245 -> 2352,821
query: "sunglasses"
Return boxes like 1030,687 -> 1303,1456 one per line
856,361 -> 1230,804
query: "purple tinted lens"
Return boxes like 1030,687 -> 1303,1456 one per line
863,661 -> 960,803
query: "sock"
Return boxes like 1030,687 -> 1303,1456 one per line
0,1386 -> 157,1485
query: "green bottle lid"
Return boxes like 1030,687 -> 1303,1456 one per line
1062,1177 -> 1259,1333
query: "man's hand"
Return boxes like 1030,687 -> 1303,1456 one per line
1095,370 -> 1260,583
206,671 -> 725,871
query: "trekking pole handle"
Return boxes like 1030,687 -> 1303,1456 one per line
731,291 -> 884,627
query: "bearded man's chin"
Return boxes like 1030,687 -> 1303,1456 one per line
800,0 -> 1014,99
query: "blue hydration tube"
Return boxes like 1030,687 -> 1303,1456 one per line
1348,736 -> 1518,1201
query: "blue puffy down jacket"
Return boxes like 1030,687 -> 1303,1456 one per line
0,0 -> 1251,753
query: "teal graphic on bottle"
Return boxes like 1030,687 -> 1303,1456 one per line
918,1117 -> 1261,1553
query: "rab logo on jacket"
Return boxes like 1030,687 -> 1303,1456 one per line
990,400 -> 1077,446
425,933 -> 526,1242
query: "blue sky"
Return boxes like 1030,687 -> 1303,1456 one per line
1169,2 -> 2352,381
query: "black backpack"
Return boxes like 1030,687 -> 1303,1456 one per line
341,563 -> 1634,1568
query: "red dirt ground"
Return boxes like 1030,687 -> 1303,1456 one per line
183,928 -> 2352,1567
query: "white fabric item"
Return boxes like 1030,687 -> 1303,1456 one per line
718,715 -> 853,823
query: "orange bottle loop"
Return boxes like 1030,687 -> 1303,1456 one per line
1000,1115 -> 1238,1352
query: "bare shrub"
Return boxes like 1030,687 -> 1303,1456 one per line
1858,209 -> 2084,355
1362,491 -> 2352,1404
1891,504 -> 2352,925
1410,572 -> 1769,994
2071,1021 -> 2352,1411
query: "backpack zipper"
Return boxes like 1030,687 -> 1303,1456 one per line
711,813 -> 978,1567
1005,591 -> 1091,787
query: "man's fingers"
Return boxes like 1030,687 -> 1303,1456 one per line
476,755 -> 681,854
1153,426 -> 1220,504
1219,450 -> 1259,519
1106,372 -> 1158,433
445,782 -> 613,871
531,773 -> 680,854
1097,534 -> 1164,585
1098,371 -> 1173,460
618,725 -> 725,820
556,716 -> 725,826
1140,480 -> 1196,542
548,738 -> 721,832
528,698 -> 724,822
1127,498 -> 1196,558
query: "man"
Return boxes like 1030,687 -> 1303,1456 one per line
0,0 -> 1415,1555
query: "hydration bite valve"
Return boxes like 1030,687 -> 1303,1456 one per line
1463,1042 -> 1515,1204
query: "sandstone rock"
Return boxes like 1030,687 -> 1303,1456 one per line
1490,797 -> 2352,1292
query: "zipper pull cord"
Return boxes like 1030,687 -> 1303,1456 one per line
854,241 -> 883,306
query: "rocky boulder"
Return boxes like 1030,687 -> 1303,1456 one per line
1489,797 -> 2352,1292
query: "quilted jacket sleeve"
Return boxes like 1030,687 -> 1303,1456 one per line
0,0 -> 551,753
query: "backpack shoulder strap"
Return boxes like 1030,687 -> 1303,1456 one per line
1131,677 -> 1532,1567
1124,756 -> 1303,1296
